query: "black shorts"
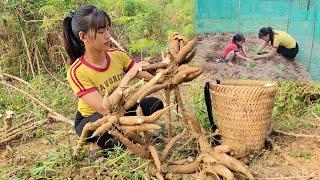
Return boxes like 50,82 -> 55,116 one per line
74,97 -> 164,149
277,43 -> 299,59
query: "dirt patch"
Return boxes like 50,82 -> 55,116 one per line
250,136 -> 320,179
196,33 -> 312,82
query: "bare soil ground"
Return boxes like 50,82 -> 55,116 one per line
196,33 -> 312,82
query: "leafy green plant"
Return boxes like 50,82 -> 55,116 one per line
271,147 -> 281,155
248,50 -> 257,56
246,62 -> 255,72
128,38 -> 163,56
272,81 -> 320,131
192,90 -> 211,132
35,126 -> 46,138
276,63 -> 286,73
292,150 -> 311,159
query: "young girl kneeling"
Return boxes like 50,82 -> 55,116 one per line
223,33 -> 252,66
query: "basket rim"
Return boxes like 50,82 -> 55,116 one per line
209,80 -> 278,94
209,80 -> 278,86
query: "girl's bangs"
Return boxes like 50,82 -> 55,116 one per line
90,9 -> 111,32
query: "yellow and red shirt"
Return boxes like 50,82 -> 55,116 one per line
67,49 -> 135,117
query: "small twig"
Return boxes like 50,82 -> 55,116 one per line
160,129 -> 187,161
40,52 -> 68,86
22,18 -> 62,23
33,43 -> 41,74
131,160 -> 151,173
274,129 -> 320,139
19,24 -> 35,77
19,57 -> 23,77
173,86 -> 188,125
312,112 -> 320,122
175,135 -> 195,152
1,73 -> 37,94
0,81 -> 73,125
48,113 -> 74,126
59,47 -> 67,67
164,89 -> 172,139
0,119 -> 44,140
110,37 -> 125,52
0,119 -> 49,147
18,12 -> 61,23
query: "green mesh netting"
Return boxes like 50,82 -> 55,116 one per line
196,0 -> 319,81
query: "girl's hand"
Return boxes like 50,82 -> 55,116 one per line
246,57 -> 254,61
252,55 -> 260,60
127,61 -> 150,79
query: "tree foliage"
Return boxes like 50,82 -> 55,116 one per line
0,0 -> 195,77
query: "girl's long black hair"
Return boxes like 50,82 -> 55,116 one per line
62,5 -> 111,64
259,27 -> 274,45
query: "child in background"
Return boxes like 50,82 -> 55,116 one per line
223,33 -> 252,66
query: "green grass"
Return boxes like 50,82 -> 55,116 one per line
292,150 -> 311,159
0,73 -> 76,120
276,63 -> 286,73
248,50 -> 269,56
246,62 -> 255,72
272,81 -> 320,131
3,143 -> 149,179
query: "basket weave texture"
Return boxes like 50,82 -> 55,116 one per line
210,80 -> 278,157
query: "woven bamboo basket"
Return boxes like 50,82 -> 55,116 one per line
209,80 -> 278,157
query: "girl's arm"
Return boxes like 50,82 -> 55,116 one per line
80,62 -> 147,115
131,62 -> 154,80
241,46 -> 249,57
123,61 -> 150,84
257,41 -> 268,53
236,52 -> 252,61
80,91 -> 108,115
253,47 -> 277,60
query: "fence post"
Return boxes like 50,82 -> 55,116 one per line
308,0 -> 317,70
237,0 -> 240,32
229,0 -> 232,32
287,0 -> 293,32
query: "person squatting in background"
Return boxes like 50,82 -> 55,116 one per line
254,27 -> 299,61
